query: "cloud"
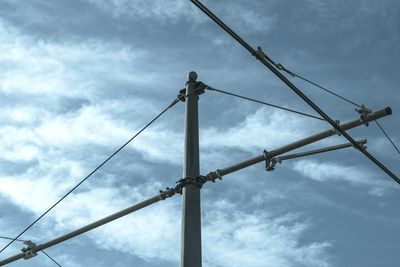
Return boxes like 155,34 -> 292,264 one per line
88,0 -> 197,22
201,107 -> 322,152
292,159 -> 393,196
88,0 -> 276,34
202,200 -> 331,267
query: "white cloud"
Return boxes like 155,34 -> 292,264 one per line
89,0 -> 197,22
0,19 -> 149,99
89,0 -> 276,34
201,108 -> 321,153
292,159 -> 393,196
203,201 -> 331,267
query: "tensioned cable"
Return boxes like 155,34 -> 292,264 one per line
277,66 -> 362,108
0,95 -> 183,254
204,85 -> 324,121
278,67 -> 400,155
375,120 -> 400,154
0,236 -> 62,267
190,0 -> 400,184
40,250 -> 62,267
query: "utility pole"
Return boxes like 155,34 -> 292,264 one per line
181,71 -> 202,267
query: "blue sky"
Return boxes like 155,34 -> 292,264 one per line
0,0 -> 399,266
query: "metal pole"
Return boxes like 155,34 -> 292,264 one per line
181,71 -> 202,267
275,140 -> 367,162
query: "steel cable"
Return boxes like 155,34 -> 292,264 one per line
204,85 -> 324,121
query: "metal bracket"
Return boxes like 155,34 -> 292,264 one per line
176,176 -> 205,189
356,104 -> 372,126
263,150 -> 276,171
178,88 -> 186,102
204,169 -> 223,183
178,82 -> 206,102
331,120 -> 341,136
266,157 -> 282,171
21,240 -> 38,260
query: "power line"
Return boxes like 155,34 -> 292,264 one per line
375,120 -> 400,154
276,66 -> 362,108
0,236 -> 62,267
40,250 -> 63,267
204,85 -> 324,121
190,0 -> 400,185
0,95 -> 183,254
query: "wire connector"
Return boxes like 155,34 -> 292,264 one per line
21,240 -> 37,260
159,187 -> 181,200
266,157 -> 282,171
356,105 -> 372,126
178,82 -> 206,102
204,169 -> 223,183
331,120 -> 341,136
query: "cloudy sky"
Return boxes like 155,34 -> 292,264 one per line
0,0 -> 399,266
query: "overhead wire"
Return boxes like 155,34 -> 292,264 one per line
204,85 -> 324,121
0,95 -> 183,254
190,0 -> 400,184
0,236 -> 62,267
278,67 -> 400,155
277,66 -> 362,108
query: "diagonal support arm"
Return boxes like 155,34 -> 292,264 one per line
204,107 -> 391,181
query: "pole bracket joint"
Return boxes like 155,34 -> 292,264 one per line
331,120 -> 342,136
356,105 -> 372,126
176,176 -> 207,189
21,240 -> 38,260
178,82 -> 206,102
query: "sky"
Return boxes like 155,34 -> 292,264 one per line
0,0 -> 399,267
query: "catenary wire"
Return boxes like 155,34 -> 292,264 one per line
278,67 -> 400,155
190,0 -> 400,184
278,67 -> 362,108
204,85 -> 324,121
0,96 -> 182,254
40,250 -> 62,267
375,120 -> 400,154
0,236 -> 62,267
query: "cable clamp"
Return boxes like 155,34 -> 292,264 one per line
21,240 -> 38,260
331,120 -> 341,136
194,82 -> 206,95
178,88 -> 186,102
176,176 -> 206,189
178,82 -> 206,102
256,46 -> 266,59
266,157 -> 282,171
355,104 -> 372,126
159,187 -> 181,200
205,169 -> 223,183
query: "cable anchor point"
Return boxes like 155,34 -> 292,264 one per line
331,120 -> 342,136
178,82 -> 206,102
21,240 -> 38,260
356,105 -> 372,126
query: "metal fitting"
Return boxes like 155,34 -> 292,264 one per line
356,105 -> 372,126
21,240 -> 38,260
331,120 -> 341,136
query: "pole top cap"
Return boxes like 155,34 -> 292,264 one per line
188,71 -> 197,82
